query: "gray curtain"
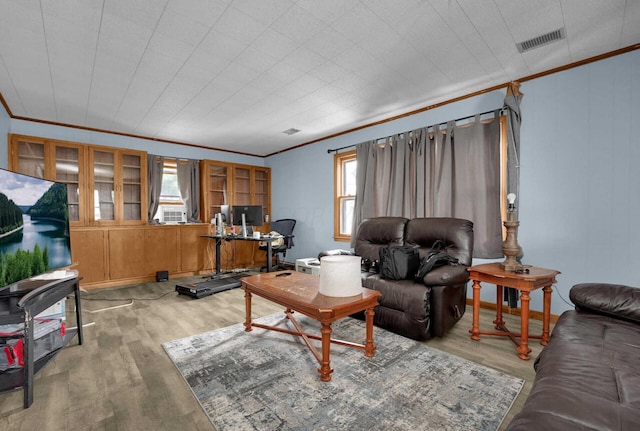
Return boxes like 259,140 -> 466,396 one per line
504,83 -> 522,219
351,113 -> 502,258
177,159 -> 200,222
148,154 -> 164,222
503,83 -> 523,307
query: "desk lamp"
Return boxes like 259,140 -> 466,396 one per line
500,193 -> 523,272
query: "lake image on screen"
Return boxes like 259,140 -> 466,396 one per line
0,169 -> 72,288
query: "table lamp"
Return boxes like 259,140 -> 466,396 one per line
500,193 -> 524,272
319,255 -> 363,297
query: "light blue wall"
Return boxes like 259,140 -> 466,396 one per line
268,49 -> 640,316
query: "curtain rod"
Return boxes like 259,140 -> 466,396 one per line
327,107 -> 504,154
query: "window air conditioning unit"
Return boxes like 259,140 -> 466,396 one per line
161,206 -> 187,224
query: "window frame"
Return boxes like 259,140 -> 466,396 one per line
333,149 -> 356,242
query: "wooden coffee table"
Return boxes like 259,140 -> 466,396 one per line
241,271 -> 381,382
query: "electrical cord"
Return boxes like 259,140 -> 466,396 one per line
81,289 -> 175,302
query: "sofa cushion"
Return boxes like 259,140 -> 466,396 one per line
405,218 -> 474,266
354,217 -> 408,263
570,283 -> 640,324
506,310 -> 640,431
362,274 -> 430,318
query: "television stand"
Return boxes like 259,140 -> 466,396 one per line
0,276 -> 83,408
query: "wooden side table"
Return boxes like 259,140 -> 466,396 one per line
468,263 -> 560,360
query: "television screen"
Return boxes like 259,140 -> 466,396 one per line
231,205 -> 264,227
0,168 -> 72,288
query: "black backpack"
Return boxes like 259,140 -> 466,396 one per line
379,245 -> 421,280
414,240 -> 459,281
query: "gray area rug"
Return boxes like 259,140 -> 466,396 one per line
163,313 -> 523,431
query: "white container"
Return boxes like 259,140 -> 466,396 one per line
318,255 -> 362,297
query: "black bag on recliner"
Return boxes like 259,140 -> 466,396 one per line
414,240 -> 459,281
379,245 -> 420,280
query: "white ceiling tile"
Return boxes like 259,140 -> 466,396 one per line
0,1 -> 638,155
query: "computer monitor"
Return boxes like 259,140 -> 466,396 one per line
231,205 -> 263,236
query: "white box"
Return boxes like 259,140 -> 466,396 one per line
295,258 -> 321,276
37,300 -> 66,320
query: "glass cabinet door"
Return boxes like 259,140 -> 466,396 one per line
92,150 -> 115,221
122,153 -> 142,221
16,140 -> 46,178
233,166 -> 251,205
55,145 -> 82,223
206,162 -> 229,222
253,168 -> 270,221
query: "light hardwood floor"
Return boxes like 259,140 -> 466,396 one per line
0,275 -> 547,430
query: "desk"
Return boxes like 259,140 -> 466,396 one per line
202,234 -> 283,273
468,263 -> 560,360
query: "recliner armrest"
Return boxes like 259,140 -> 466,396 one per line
421,264 -> 469,286
570,283 -> 640,324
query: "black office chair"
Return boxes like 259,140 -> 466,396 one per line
260,218 -> 296,271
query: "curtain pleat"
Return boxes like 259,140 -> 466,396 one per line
176,159 -> 200,222
147,154 -> 164,222
351,113 -> 502,258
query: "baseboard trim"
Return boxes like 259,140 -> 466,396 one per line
466,298 -> 560,324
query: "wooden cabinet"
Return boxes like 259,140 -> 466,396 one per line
200,161 -> 232,223
9,135 -> 146,226
88,147 -> 147,225
74,224 -> 209,290
200,160 -> 271,269
70,228 -> 107,284
9,136 -> 87,226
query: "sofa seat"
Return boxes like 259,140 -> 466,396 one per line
506,284 -> 640,430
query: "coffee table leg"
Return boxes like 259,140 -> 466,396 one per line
364,307 -> 376,357
517,290 -> 531,360
244,289 -> 253,332
318,323 -> 333,382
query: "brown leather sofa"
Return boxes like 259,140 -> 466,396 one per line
506,282 -> 640,430
322,217 -> 474,341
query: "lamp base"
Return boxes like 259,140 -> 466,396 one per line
500,260 -> 523,272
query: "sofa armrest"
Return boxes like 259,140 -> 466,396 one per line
421,264 -> 469,286
570,283 -> 640,324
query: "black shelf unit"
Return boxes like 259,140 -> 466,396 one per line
0,276 -> 83,408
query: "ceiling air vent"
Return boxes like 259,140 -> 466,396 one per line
516,28 -> 565,53
282,128 -> 301,135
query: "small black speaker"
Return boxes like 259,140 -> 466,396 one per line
156,270 -> 169,282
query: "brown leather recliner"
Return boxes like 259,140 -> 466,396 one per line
322,216 -> 474,340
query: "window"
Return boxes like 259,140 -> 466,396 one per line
159,159 -> 182,203
334,150 -> 356,242
153,158 -> 186,222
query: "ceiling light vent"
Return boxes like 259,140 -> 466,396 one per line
282,128 -> 301,135
516,28 -> 565,53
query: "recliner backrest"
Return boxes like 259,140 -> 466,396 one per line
354,217 -> 409,262
404,218 -> 474,266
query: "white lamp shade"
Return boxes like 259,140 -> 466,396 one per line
318,255 -> 362,297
